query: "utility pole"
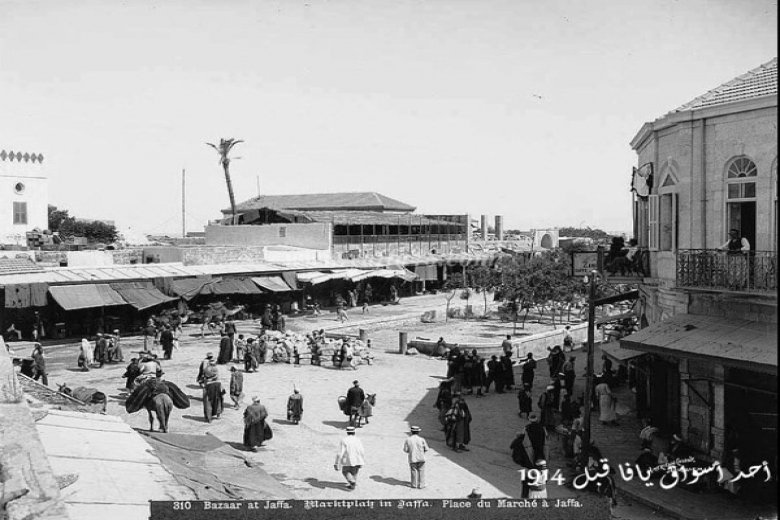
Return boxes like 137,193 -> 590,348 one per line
581,269 -> 598,468
257,175 -> 261,197
181,168 -> 186,238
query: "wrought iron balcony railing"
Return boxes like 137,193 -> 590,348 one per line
677,249 -> 777,293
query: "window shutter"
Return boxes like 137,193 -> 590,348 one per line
672,193 -> 679,252
648,195 -> 660,251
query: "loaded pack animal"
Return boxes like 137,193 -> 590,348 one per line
151,305 -> 191,334
125,376 -> 190,433
338,393 -> 376,428
197,302 -> 247,337
57,383 -> 108,413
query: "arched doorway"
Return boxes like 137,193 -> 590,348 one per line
725,157 -> 757,248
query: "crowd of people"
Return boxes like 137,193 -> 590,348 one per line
14,294 -> 671,503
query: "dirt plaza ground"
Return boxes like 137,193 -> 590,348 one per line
37,294 -> 669,519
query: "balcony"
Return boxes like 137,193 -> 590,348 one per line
603,248 -> 651,280
677,249 -> 777,293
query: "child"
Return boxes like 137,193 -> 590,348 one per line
518,385 -> 533,418
229,366 -> 244,409
234,334 -> 246,363
356,394 -> 373,427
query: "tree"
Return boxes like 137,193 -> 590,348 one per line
558,226 -> 611,241
469,265 -> 498,317
47,205 -> 71,233
47,205 -> 118,244
206,138 -> 243,225
460,286 -> 473,320
443,271 -> 465,322
497,250 -> 573,328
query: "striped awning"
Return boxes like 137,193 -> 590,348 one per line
252,276 -> 295,292
110,282 -> 178,310
49,284 -> 127,311
171,277 -> 263,300
350,268 -> 417,282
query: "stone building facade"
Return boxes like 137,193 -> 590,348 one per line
0,149 -> 49,245
622,59 -> 777,467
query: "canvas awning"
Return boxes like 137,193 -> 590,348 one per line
296,271 -> 328,283
49,284 -> 127,310
139,431 -> 295,500
600,341 -> 646,363
110,282 -> 178,310
621,314 -> 778,375
171,277 -> 263,300
414,264 -> 438,282
252,276 -> 294,292
297,269 -> 364,285
350,267 -> 418,282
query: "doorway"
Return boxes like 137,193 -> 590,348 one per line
727,201 -> 756,248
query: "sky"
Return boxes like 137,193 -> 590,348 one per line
1,0 -> 777,237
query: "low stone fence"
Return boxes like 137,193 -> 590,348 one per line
0,339 -> 70,520
409,322 -> 589,359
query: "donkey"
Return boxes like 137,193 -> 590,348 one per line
355,393 -> 376,428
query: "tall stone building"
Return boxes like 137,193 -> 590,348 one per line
0,149 -> 49,245
622,59 -> 777,470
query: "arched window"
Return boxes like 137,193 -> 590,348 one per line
728,157 -> 758,178
726,156 -> 757,199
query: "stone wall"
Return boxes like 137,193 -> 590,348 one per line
205,223 -> 332,250
408,322 -> 589,360
679,358 -> 725,462
182,245 -> 267,265
688,291 -> 777,324
0,340 -> 69,519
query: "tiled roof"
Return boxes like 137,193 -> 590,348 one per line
672,58 -> 777,113
231,192 -> 416,213
0,258 -> 44,274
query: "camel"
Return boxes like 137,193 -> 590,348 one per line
198,303 -> 246,337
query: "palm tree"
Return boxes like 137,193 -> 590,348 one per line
206,138 -> 243,225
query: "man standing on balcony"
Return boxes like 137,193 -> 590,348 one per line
720,229 -> 750,253
720,229 -> 750,289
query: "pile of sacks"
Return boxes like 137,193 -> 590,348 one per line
258,331 -> 373,366
261,330 -> 309,363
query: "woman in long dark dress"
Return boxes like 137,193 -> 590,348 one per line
202,361 -> 224,423
444,394 -> 472,452
434,378 -> 454,428
217,332 -> 232,364
287,388 -> 304,424
538,385 -> 557,432
244,397 -> 268,451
